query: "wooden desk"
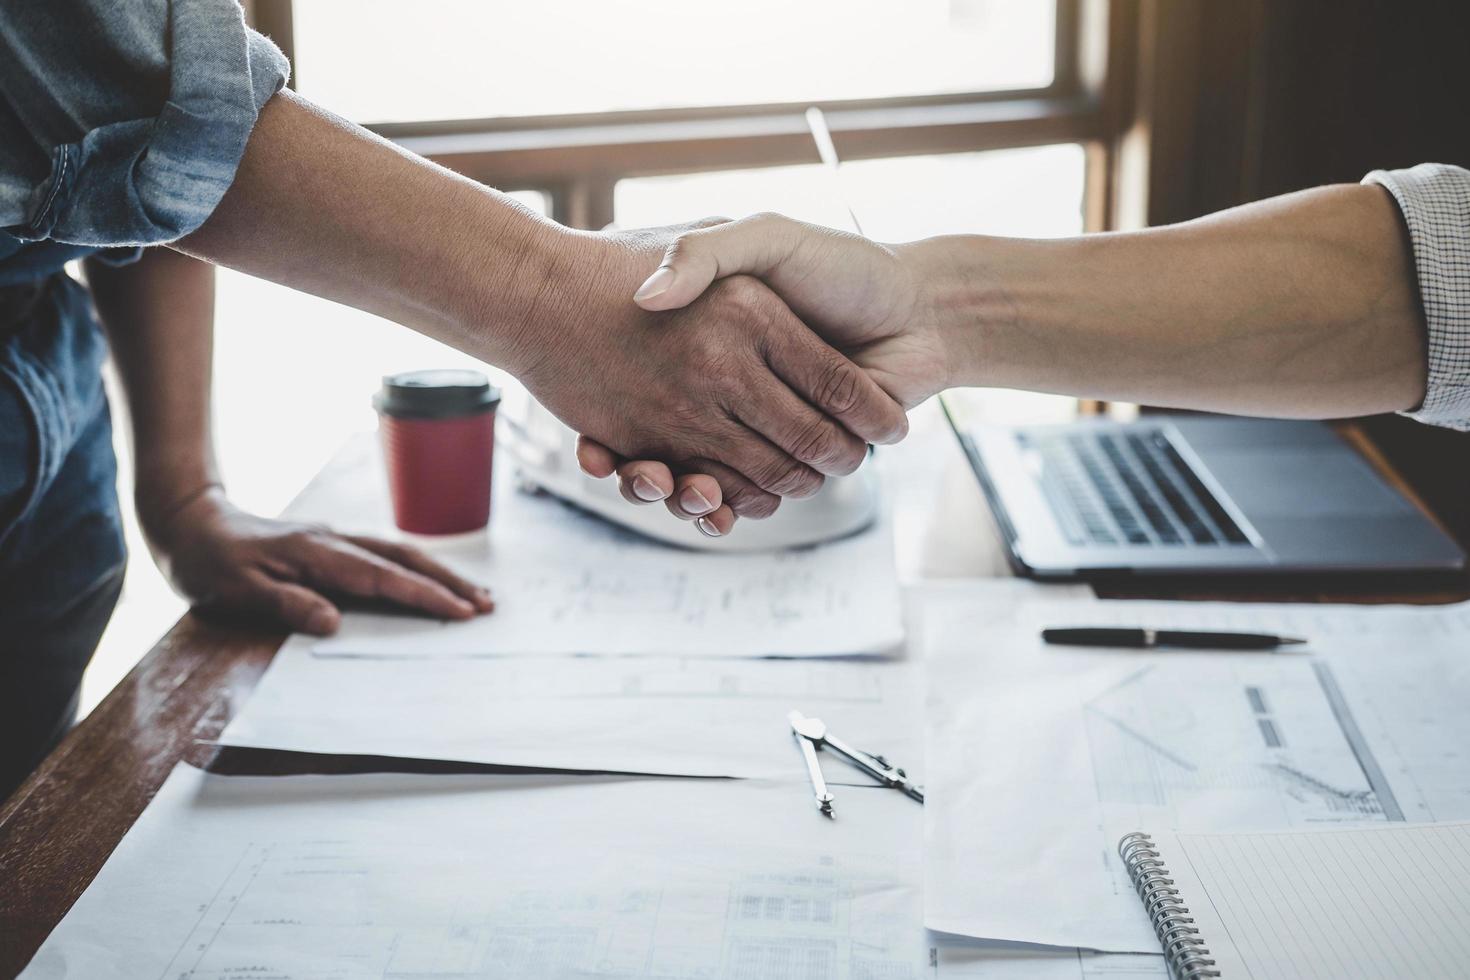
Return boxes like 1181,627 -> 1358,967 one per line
2,419 -> 1466,976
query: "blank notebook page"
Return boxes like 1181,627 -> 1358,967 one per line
1159,821 -> 1470,979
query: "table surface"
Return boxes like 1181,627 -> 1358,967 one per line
2,419 -> 1466,976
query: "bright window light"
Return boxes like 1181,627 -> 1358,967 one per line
293,0 -> 1056,123
616,143 -> 1086,241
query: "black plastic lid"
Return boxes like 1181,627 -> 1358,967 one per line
373,369 -> 501,419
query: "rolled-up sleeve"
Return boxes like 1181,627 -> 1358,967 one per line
1363,163 -> 1470,431
0,0 -> 288,248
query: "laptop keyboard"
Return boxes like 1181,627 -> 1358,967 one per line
1028,428 -> 1251,548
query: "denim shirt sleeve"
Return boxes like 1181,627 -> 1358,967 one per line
0,0 -> 289,248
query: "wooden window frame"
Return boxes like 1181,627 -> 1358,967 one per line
247,0 -> 1136,231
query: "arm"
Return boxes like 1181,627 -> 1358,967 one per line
588,182 -> 1435,513
633,184 -> 1426,417
905,183 -> 1426,416
85,248 -> 493,635
2,0 -> 901,529
176,91 -> 908,520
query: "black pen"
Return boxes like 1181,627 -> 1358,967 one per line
1040,627 -> 1307,651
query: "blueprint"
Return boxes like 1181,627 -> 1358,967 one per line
21,767 -> 931,979
307,448 -> 903,659
219,637 -> 923,781
18,765 -> 1169,979
921,587 -> 1470,952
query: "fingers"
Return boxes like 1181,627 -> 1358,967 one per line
574,434 -> 620,479
721,422 -> 827,499
633,214 -> 797,311
696,504 -> 737,538
239,569 -> 343,636
581,435 -> 752,533
291,535 -> 480,620
666,472 -> 737,538
608,459 -> 743,534
578,437 -> 681,508
604,457 -> 739,536
346,536 -> 495,613
614,459 -> 676,505
665,472 -> 722,519
762,321 -> 909,446
733,377 -> 869,476
678,456 -> 780,521
576,435 -> 677,502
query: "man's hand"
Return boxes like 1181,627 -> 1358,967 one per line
517,228 -> 910,522
146,488 -> 493,636
631,213 -> 951,408
576,214 -> 953,530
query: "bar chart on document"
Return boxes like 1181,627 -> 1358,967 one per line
1084,659 -> 1394,820
993,594 -> 1470,825
1078,656 -> 1399,898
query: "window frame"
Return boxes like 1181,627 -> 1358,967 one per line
247,0 -> 1131,231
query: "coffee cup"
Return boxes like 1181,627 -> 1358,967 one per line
373,369 -> 500,534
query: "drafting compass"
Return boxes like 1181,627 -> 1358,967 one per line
788,710 -> 924,818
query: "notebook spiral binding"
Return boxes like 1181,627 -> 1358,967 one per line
1118,833 -> 1222,980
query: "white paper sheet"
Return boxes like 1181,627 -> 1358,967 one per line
920,586 -> 1470,953
936,946 -> 1165,978
22,766 -> 933,979
1323,640 -> 1470,823
219,637 -> 922,780
308,455 -> 904,659
20,764 -> 1160,979
966,591 -> 1470,641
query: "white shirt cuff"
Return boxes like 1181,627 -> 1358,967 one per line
1362,163 -> 1470,431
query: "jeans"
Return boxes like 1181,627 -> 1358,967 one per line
0,273 -> 126,801
0,566 -> 123,801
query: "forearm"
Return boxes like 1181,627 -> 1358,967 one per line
176,89 -> 609,377
84,249 -> 220,533
911,183 -> 1427,418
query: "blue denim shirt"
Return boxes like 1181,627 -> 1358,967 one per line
0,0 -> 288,252
0,0 -> 287,611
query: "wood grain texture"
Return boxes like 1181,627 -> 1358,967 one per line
0,616 -> 282,976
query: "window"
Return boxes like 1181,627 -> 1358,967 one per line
254,0 -> 1115,230
292,0 -> 1057,123
615,144 -> 1087,240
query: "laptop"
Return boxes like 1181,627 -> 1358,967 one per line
941,398 -> 1466,579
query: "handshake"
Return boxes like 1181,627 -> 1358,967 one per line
493,179 -> 1423,540
530,214 -> 959,539
189,93 -> 1427,544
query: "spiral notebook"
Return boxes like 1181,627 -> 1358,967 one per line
1119,821 -> 1470,979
